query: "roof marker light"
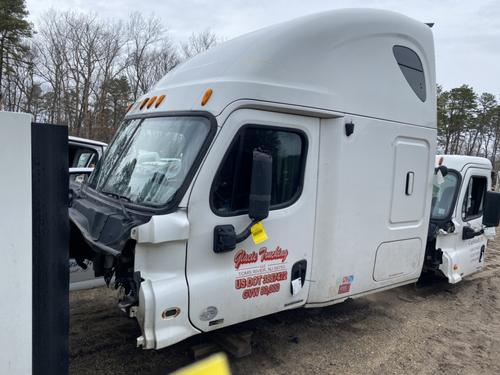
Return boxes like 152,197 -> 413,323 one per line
140,98 -> 149,110
147,96 -> 158,109
438,156 -> 444,166
155,94 -> 166,108
201,88 -> 213,106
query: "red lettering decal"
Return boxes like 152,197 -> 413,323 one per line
234,250 -> 258,269
260,283 -> 280,296
243,287 -> 260,299
235,279 -> 246,289
258,246 -> 289,263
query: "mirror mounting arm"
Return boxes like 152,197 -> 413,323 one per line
235,219 -> 259,243
213,219 -> 259,253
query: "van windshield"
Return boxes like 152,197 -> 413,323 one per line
430,171 -> 459,220
87,116 -> 211,208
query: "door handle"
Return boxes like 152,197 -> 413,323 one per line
290,260 -> 307,295
405,171 -> 414,195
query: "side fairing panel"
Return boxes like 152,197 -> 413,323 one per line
308,116 -> 436,305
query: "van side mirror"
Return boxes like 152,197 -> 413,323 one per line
483,191 -> 500,227
248,150 -> 272,221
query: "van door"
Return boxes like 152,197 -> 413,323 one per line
440,167 -> 489,282
185,109 -> 319,331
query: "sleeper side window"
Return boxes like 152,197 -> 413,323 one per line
393,45 -> 426,102
462,176 -> 487,221
211,126 -> 307,216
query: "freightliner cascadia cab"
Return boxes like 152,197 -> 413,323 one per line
70,9 -> 439,349
425,155 -> 500,283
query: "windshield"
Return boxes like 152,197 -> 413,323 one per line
430,171 -> 459,220
88,116 -> 211,208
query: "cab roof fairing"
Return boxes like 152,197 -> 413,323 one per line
127,9 -> 436,128
436,155 -> 492,172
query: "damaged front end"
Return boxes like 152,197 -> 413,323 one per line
423,168 -> 460,276
69,190 -> 149,310
69,113 -> 216,322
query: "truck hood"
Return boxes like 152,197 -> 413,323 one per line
69,192 -> 149,258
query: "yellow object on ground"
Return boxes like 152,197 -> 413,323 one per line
172,353 -> 231,375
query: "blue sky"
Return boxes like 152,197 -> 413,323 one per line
26,0 -> 500,95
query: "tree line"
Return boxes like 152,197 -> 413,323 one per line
438,85 -> 500,167
0,0 -> 218,141
1,1 -> 500,168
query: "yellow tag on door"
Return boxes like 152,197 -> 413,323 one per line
250,221 -> 268,244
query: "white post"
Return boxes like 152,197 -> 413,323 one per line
0,112 -> 33,374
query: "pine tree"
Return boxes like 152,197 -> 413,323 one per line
0,0 -> 33,107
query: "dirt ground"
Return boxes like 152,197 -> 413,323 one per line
70,240 -> 500,375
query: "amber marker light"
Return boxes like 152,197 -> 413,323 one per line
155,94 -> 166,108
126,102 -> 134,113
201,88 -> 213,106
146,96 -> 157,109
438,156 -> 444,166
140,98 -> 149,110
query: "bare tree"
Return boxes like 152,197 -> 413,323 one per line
35,10 -> 70,124
35,11 -> 128,138
181,29 -> 218,59
0,8 -> 218,142
125,13 -> 163,100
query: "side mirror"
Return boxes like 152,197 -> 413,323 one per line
213,150 -> 272,253
435,165 -> 448,177
483,191 -> 500,227
248,150 -> 272,221
69,167 -> 93,184
69,168 -> 93,206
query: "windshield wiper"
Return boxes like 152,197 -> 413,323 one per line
102,192 -> 133,221
102,192 -> 130,201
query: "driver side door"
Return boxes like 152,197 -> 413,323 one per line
186,109 -> 319,331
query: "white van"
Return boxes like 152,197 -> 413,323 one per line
68,9 -> 499,350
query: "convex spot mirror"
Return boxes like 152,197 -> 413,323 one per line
248,150 -> 272,221
483,191 -> 500,227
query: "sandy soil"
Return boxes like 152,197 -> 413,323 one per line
70,240 -> 500,375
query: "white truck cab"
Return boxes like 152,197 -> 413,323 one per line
69,9 -> 484,350
425,155 -> 500,283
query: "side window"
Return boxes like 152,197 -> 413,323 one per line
393,45 -> 426,102
76,151 -> 96,168
462,176 -> 487,221
211,126 -> 307,216
69,146 -> 98,168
